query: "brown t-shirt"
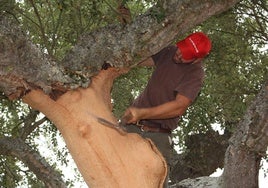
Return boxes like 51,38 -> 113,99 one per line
132,46 -> 204,130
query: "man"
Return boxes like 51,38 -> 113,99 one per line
123,32 -> 212,187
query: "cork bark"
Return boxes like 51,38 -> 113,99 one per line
22,68 -> 167,187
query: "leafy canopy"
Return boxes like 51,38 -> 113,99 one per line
0,0 -> 267,187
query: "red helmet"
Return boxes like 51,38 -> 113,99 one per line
176,32 -> 212,60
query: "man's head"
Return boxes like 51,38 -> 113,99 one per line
174,32 -> 212,63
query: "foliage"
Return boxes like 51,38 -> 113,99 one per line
0,97 -> 26,137
112,66 -> 153,118
172,3 -> 267,147
0,0 -> 15,15
111,1 -> 268,150
1,0 -> 155,187
12,0 -> 156,60
0,0 -> 267,186
15,0 -> 114,59
0,157 -> 21,187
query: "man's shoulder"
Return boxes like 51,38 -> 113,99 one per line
152,45 -> 177,63
187,62 -> 205,79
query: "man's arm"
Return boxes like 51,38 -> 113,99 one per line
124,94 -> 191,124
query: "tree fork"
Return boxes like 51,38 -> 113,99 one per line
23,68 -> 167,187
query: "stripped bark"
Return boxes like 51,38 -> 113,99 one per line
4,0 -> 265,187
22,68 -> 167,187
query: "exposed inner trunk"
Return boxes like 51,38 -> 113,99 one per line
22,68 -> 167,187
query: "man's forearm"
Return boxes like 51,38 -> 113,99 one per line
138,100 -> 188,120
124,94 -> 191,124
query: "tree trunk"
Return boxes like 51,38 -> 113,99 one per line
221,81 -> 268,188
22,68 -> 167,187
3,0 -> 264,187
170,81 -> 268,188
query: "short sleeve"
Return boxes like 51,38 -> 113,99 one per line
175,68 -> 204,102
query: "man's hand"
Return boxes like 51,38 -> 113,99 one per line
123,94 -> 191,124
123,107 -> 142,124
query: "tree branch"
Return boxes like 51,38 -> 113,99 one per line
62,0 -> 241,72
18,110 -> 47,140
0,137 -> 67,187
0,0 -> 240,99
0,16 -> 78,98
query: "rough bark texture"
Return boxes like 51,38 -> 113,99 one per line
4,0 -> 268,187
171,176 -> 222,188
0,137 -> 66,188
22,68 -> 167,187
221,81 -> 268,188
0,16 -> 75,99
62,0 -> 241,71
0,0 -> 241,99
170,81 -> 268,187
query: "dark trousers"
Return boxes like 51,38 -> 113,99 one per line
125,124 -> 172,188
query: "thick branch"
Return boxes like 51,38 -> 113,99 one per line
0,137 -> 66,188
0,16 -> 77,99
62,0 -> 241,72
0,0 -> 240,98
19,111 -> 47,140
